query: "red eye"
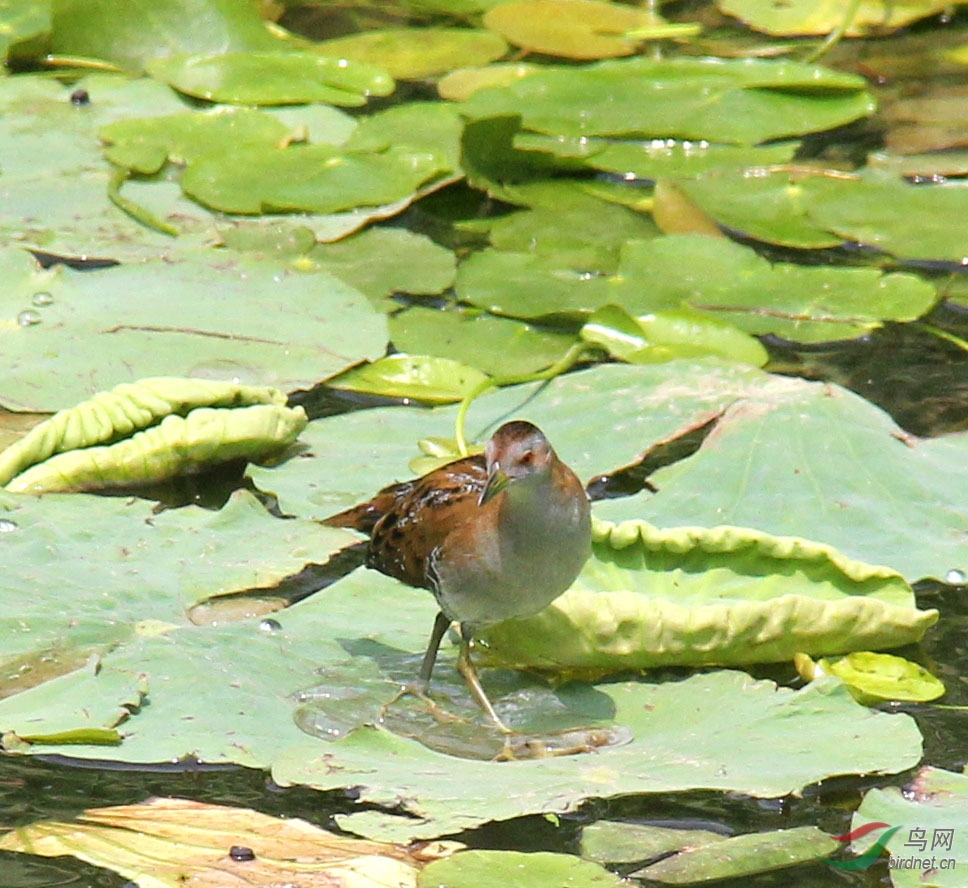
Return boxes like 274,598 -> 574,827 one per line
519,450 -> 534,466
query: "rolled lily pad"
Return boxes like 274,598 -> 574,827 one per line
581,303 -> 769,367
6,403 -> 307,494
796,651 -> 945,704
479,518 -> 938,671
483,0 -> 659,59
437,62 -> 537,101
329,356 -> 490,404
315,28 -> 508,80
463,56 -> 874,146
0,377 -> 294,487
146,51 -> 395,107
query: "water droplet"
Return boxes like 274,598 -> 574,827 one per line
259,618 -> 282,633
70,88 -> 90,105
16,310 -> 41,327
31,292 -> 54,307
945,568 -> 965,585
0,519 -> 18,533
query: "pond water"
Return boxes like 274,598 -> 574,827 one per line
3,3 -> 968,887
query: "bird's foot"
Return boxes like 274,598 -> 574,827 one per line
378,680 -> 466,726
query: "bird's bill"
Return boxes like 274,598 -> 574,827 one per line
479,465 -> 510,505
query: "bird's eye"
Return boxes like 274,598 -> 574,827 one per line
519,450 -> 534,466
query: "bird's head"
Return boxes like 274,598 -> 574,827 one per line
479,420 -> 555,505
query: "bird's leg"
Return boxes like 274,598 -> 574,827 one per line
380,611 -> 463,725
458,623 -> 512,734
418,611 -> 452,690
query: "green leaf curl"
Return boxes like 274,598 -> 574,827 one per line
0,378 -> 292,487
479,518 -> 939,671
6,403 -> 306,494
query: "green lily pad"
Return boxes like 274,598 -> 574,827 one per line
0,0 -> 50,63
482,0 -> 659,60
0,74 -> 216,263
100,107 -> 295,175
309,227 -> 457,310
182,142 -> 448,215
850,767 -> 968,888
0,247 -> 387,412
480,519 -> 938,671
388,306 -> 579,377
50,0 -> 284,73
631,826 -> 839,882
718,0 -> 951,37
457,235 -> 936,342
582,821 -> 726,864
419,850 -> 624,888
463,56 -> 874,146
517,132 -> 800,180
315,28 -> 508,80
146,51 -> 394,107
675,167 -> 848,249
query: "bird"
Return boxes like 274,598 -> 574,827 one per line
324,420 -> 592,731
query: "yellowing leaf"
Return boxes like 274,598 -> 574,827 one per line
0,797 -> 458,888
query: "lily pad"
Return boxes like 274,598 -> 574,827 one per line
796,651 -> 946,704
631,826 -> 839,882
330,356 -> 490,404
315,28 -> 508,80
482,0 -> 659,60
182,142 -> 449,215
309,227 -> 457,310
146,51 -> 394,107
457,235 -> 937,342
50,0 -> 284,72
0,798 -> 446,888
718,0 -> 951,37
0,377 -> 296,488
418,850 -> 624,888
463,56 -> 874,146
0,247 -> 387,412
6,403 -> 307,494
388,306 -> 579,377
850,767 -> 968,887
479,519 -> 938,671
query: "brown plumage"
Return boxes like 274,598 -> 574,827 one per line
324,420 -> 591,730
